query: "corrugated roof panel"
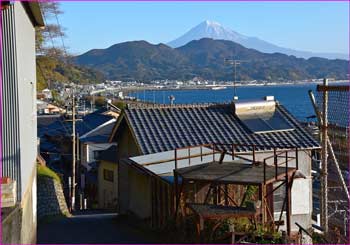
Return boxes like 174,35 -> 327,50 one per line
130,146 -> 249,175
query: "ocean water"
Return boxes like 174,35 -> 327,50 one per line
130,84 -> 320,121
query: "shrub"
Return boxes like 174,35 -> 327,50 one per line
37,164 -> 61,183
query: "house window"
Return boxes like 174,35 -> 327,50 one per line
103,169 -> 114,182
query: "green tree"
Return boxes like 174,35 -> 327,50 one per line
36,2 -> 104,91
36,2 -> 65,56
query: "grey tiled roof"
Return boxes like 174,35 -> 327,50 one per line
123,103 -> 320,155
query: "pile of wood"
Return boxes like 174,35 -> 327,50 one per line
1,177 -> 16,208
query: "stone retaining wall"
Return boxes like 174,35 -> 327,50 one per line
37,176 -> 69,218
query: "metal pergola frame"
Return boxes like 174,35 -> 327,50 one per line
172,142 -> 303,241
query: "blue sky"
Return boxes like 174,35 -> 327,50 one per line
58,1 -> 349,55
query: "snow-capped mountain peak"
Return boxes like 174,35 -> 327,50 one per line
204,20 -> 221,27
167,20 -> 348,60
167,20 -> 247,48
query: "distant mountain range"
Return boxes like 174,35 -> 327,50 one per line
74,38 -> 348,82
168,20 -> 348,60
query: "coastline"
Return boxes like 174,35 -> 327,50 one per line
124,80 -> 349,94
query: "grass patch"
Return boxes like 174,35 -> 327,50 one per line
37,164 -> 61,183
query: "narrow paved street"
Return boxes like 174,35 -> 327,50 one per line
37,211 -> 160,244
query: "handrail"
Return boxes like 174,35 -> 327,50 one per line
262,147 -> 298,181
311,223 -> 323,232
295,222 -> 330,243
175,143 -> 212,151
263,148 -> 294,160
143,151 -> 218,167
213,142 -> 301,150
295,222 -> 313,239
143,142 -> 302,178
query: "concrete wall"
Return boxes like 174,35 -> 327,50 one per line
98,160 -> 118,209
2,164 -> 38,244
20,164 -> 37,244
1,205 -> 22,244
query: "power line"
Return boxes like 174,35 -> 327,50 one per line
52,3 -> 69,61
39,3 -> 59,57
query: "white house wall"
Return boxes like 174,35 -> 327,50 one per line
15,1 -> 37,199
81,143 -> 117,170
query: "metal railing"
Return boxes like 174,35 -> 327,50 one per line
139,142 -> 302,187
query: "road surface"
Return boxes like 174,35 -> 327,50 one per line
37,210 -> 161,244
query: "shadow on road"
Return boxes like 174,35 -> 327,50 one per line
37,210 -> 161,244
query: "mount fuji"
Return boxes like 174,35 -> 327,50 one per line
167,20 -> 348,60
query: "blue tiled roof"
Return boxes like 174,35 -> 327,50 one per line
37,114 -> 62,127
121,103 -> 320,155
80,121 -> 116,143
76,110 -> 113,136
38,109 -> 114,140
38,116 -> 69,137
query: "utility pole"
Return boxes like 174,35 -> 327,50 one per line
234,61 -> 238,97
71,94 -> 76,211
169,95 -> 175,106
321,78 -> 328,232
224,59 -> 244,100
77,132 -> 81,210
90,94 -> 95,112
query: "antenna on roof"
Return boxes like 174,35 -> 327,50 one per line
225,58 -> 246,100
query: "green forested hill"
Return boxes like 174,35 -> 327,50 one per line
74,38 -> 349,82
36,56 -> 106,91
